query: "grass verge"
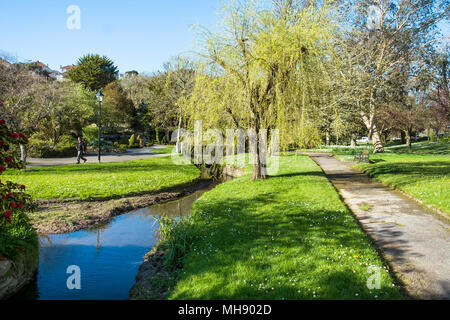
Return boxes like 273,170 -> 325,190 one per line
3,156 -> 200,200
328,142 -> 449,215
354,153 -> 449,215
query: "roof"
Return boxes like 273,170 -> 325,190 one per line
61,65 -> 76,72
34,61 -> 47,68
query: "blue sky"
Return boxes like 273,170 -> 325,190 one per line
0,0 -> 222,74
0,1 -> 448,74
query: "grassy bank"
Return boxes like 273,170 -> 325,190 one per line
330,142 -> 449,215
3,157 -> 200,200
143,155 -> 402,300
355,154 -> 449,214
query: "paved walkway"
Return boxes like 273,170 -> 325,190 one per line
27,145 -> 173,167
306,153 -> 449,299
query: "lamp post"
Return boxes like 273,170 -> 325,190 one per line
96,90 -> 104,163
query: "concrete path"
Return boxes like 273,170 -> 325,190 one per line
306,153 -> 449,300
27,145 -> 173,167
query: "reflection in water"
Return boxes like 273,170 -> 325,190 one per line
14,185 -> 213,300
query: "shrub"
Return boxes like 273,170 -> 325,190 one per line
119,134 -> 130,145
438,134 -> 449,143
28,135 -> 78,158
0,119 -> 36,258
129,134 -> 136,148
82,125 -> 99,145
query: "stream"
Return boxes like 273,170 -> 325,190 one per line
14,183 -> 214,300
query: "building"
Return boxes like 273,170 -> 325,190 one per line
0,58 -> 11,67
32,61 -> 65,81
60,64 -> 76,73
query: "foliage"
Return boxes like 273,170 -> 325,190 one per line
183,1 -> 337,179
82,125 -> 99,145
103,80 -> 135,129
128,134 -> 136,148
28,137 -> 77,158
335,0 -> 449,152
0,61 -> 51,155
36,81 -> 97,145
66,54 -> 118,92
0,118 -> 36,258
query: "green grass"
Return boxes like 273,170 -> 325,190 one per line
385,141 -> 450,155
359,203 -> 373,212
163,155 -> 402,300
150,146 -> 175,154
328,142 -> 450,214
3,157 -> 200,200
355,153 -> 450,214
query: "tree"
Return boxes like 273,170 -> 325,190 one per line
158,57 -> 196,147
119,74 -> 153,135
36,81 -> 96,146
103,80 -> 135,129
184,0 -> 335,179
337,0 -> 449,153
426,49 -> 450,136
0,61 -> 51,161
66,54 -> 118,92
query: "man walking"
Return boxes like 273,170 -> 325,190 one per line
76,137 -> 87,164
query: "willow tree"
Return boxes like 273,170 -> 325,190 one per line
183,0 -> 336,180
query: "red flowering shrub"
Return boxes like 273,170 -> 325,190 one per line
0,118 -> 36,258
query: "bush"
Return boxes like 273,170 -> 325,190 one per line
0,119 -> 36,258
438,134 -> 450,143
119,134 -> 130,145
28,136 -> 78,158
129,134 -> 136,148
82,125 -> 98,145
128,134 -> 142,148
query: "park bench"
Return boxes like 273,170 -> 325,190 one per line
354,149 -> 370,163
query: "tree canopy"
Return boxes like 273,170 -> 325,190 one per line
66,54 -> 118,92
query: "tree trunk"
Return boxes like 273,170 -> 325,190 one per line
176,108 -> 182,153
400,131 -> 406,144
20,144 -> 27,164
325,131 -> 330,146
252,155 -> 267,180
165,130 -> 170,143
250,124 -> 266,181
361,112 -> 384,153
350,134 -> 357,147
405,130 -> 412,149
372,130 -> 384,153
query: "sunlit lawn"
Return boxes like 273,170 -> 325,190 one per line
3,157 -> 200,200
331,142 -> 450,214
166,155 -> 402,300
150,146 -> 175,154
355,153 -> 450,214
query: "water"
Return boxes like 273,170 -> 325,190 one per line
15,184 -> 213,300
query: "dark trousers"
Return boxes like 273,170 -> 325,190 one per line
77,151 -> 87,164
